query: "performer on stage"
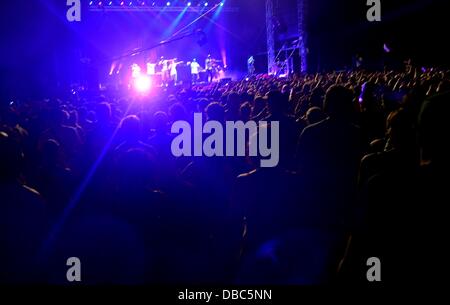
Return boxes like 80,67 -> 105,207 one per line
205,54 -> 214,83
189,58 -> 201,84
147,61 -> 156,76
131,63 -> 141,78
247,55 -> 255,76
169,59 -> 182,84
159,56 -> 169,85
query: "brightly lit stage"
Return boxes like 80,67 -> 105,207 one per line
36,0 -> 306,94
79,1 -> 245,90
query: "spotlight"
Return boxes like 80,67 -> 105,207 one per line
187,2 -> 191,6
204,2 -> 208,6
129,1 -> 133,6
134,75 -> 152,94
98,1 -> 103,5
120,1 -> 124,5
141,1 -> 145,5
89,1 -> 93,5
166,1 -> 171,6
219,2 -> 224,6
108,1 -> 113,5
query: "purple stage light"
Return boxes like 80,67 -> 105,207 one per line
134,75 -> 152,94
98,1 -> 103,5
120,1 -> 124,5
129,1 -> 133,6
187,2 -> 191,6
166,2 -> 171,6
108,1 -> 113,5
89,1 -> 94,5
204,2 -> 208,6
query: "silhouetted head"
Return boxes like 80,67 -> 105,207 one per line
153,111 -> 168,133
169,103 -> 187,122
96,102 -> 112,123
323,85 -> 355,120
120,115 -> 140,140
253,96 -> 267,116
437,79 -> 450,94
309,87 -> 325,109
359,81 -> 377,111
306,106 -> 326,125
0,131 -> 22,182
227,92 -> 241,113
206,102 -> 225,122
49,108 -> 69,127
240,102 -> 252,121
42,139 -> 60,164
266,90 -> 288,115
418,92 -> 450,165
67,110 -> 79,126
402,85 -> 426,118
386,109 -> 415,151
197,98 -> 210,113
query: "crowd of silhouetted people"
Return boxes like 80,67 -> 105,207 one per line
1,66 -> 449,284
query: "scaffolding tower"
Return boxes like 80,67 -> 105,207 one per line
265,0 -> 275,74
266,0 -> 308,74
297,0 -> 307,72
